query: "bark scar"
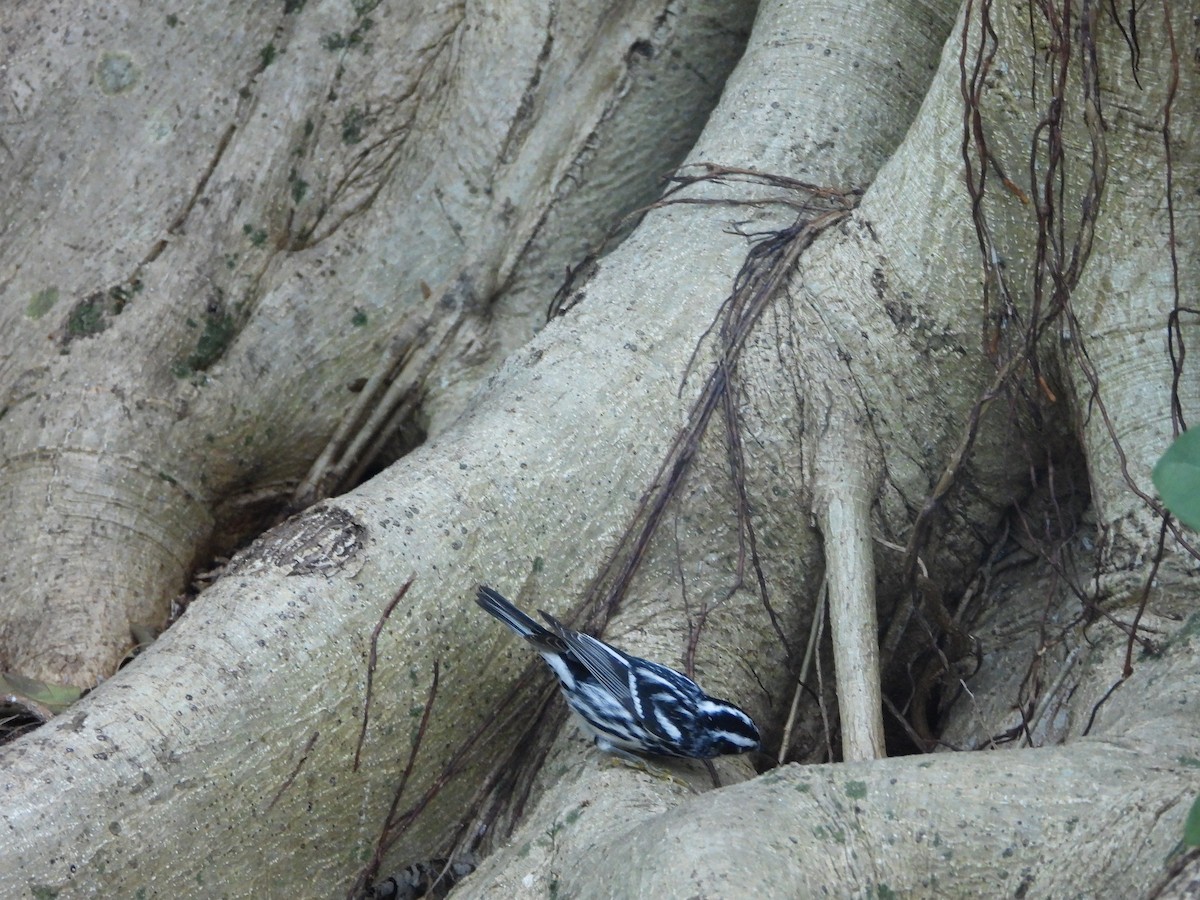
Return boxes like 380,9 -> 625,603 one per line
229,505 -> 366,577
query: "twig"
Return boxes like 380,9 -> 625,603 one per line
348,659 -> 440,899
779,577 -> 827,763
267,731 -> 320,811
354,575 -> 416,772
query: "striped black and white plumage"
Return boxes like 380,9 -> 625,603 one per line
476,585 -> 760,760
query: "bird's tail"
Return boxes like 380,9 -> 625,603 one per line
476,585 -> 550,640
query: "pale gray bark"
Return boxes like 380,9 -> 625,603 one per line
0,0 -> 1195,896
0,0 -> 751,686
566,742 -> 1190,898
458,0 -> 1200,893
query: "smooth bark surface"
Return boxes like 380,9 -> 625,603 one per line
0,0 -> 1195,896
0,0 -> 752,686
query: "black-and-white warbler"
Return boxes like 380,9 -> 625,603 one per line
476,585 -> 760,760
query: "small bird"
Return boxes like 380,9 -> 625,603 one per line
476,585 -> 760,760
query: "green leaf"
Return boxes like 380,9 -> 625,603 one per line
1186,794 -> 1200,847
0,671 -> 82,717
1152,429 -> 1200,530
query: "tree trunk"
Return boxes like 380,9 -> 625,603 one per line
0,0 -> 751,687
0,0 -> 1195,896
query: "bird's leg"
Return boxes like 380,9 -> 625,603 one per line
598,743 -> 692,788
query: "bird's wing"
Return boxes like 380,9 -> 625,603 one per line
539,611 -> 635,704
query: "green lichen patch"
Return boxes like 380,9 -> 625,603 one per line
288,169 -> 309,203
68,296 -> 107,337
844,779 -> 868,799
172,301 -> 237,379
322,32 -> 349,51
58,279 -> 141,348
242,223 -> 268,247
27,286 -> 59,319
322,17 -> 374,52
97,51 -> 140,95
340,106 -> 373,145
